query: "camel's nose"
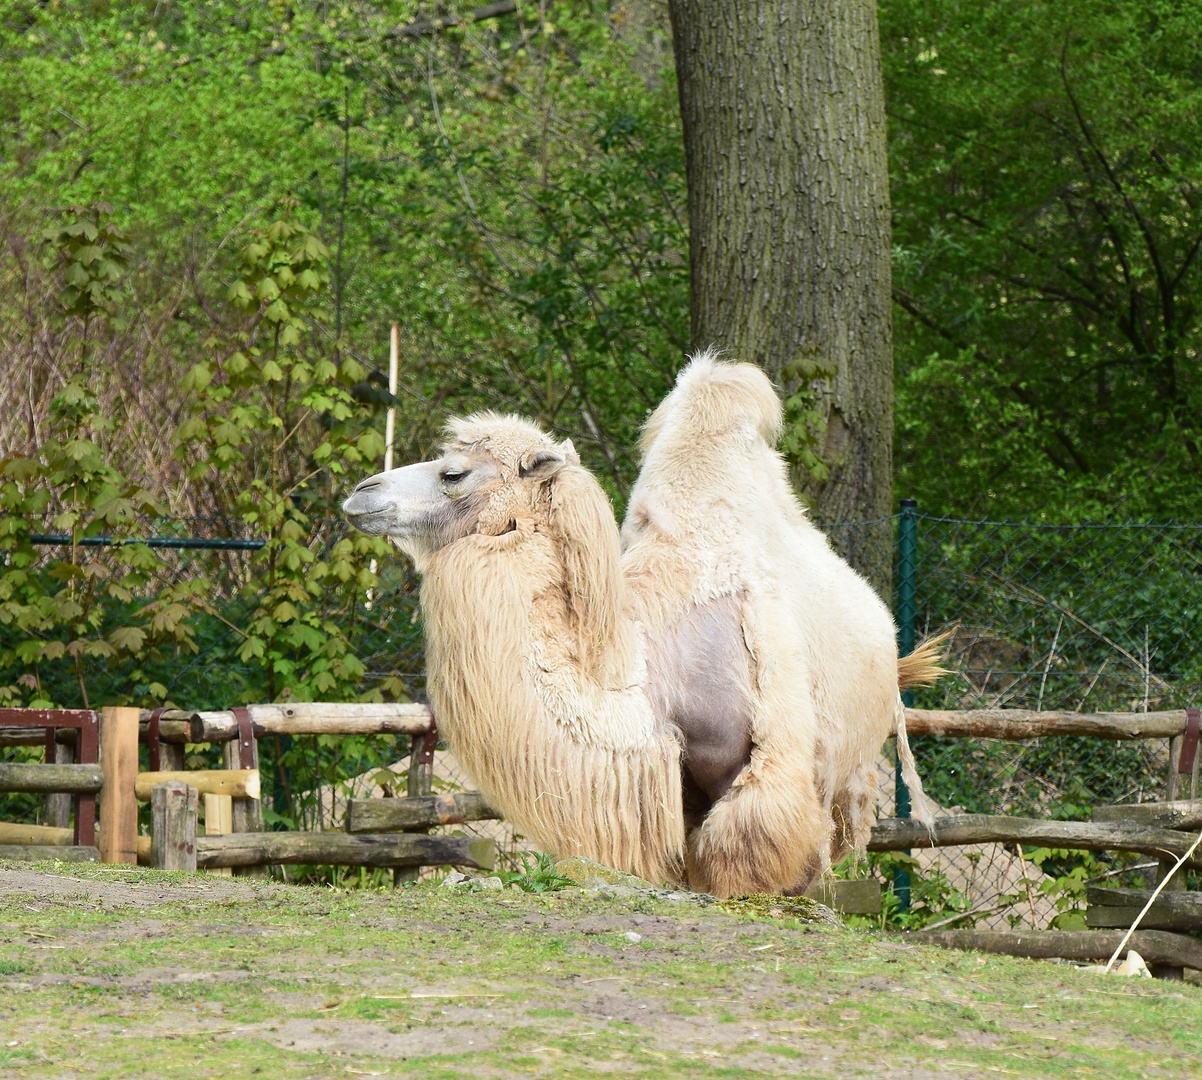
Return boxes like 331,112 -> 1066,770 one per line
343,475 -> 392,518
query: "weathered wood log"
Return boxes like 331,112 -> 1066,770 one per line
0,822 -> 74,846
159,740 -> 185,771
345,792 -> 500,834
1093,800 -> 1202,832
393,732 -> 440,887
1085,886 -> 1202,932
908,928 -> 1202,971
905,708 -> 1189,740
196,831 -> 496,870
868,815 -> 1202,869
0,762 -> 103,794
186,703 -> 434,743
100,706 -> 140,865
0,844 -> 99,862
136,709 -> 194,745
136,835 -> 151,864
135,769 -> 259,802
122,704 -> 1191,745
151,781 -> 198,872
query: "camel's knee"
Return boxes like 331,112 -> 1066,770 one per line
689,759 -> 826,897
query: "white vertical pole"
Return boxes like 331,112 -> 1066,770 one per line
368,322 -> 400,610
384,320 -> 399,473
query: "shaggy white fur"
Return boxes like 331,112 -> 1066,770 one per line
397,414 -> 685,885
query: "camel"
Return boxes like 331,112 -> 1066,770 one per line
342,353 -> 938,895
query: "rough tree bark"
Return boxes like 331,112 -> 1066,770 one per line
667,0 -> 894,578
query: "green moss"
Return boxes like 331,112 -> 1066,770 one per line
714,893 -> 841,926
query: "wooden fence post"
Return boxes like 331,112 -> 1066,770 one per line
151,781 -> 198,872
394,730 -> 438,887
99,706 -> 140,864
204,793 -> 234,877
223,718 -> 266,877
46,738 -> 74,830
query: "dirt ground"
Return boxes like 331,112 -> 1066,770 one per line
0,863 -> 1199,1079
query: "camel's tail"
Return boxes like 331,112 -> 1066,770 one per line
897,630 -> 953,690
893,631 -> 951,829
895,702 -> 938,827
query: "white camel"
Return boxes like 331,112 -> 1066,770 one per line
343,353 -> 937,895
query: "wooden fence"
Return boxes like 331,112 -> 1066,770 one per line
0,705 -> 1197,936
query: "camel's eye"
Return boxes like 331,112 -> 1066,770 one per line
442,469 -> 470,484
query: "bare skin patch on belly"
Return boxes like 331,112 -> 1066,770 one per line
644,594 -> 754,821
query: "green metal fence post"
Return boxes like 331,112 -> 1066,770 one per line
894,498 -> 918,912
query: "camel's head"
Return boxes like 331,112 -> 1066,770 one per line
346,411 -> 626,675
342,413 -> 580,565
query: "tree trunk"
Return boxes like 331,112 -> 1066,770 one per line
668,0 -> 894,583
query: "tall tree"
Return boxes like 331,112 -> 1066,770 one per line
668,0 -> 895,549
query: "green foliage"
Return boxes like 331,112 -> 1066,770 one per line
1004,847 -> 1100,931
499,852 -> 576,894
871,851 -> 976,931
0,201 -> 188,710
883,0 -> 1202,518
40,202 -> 132,328
778,354 -> 837,484
176,205 -> 389,703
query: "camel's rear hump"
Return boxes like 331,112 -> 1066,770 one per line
639,350 -> 783,457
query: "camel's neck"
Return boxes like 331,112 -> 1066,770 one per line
418,525 -> 683,883
420,526 -> 654,751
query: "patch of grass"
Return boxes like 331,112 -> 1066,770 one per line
0,862 -> 1198,1078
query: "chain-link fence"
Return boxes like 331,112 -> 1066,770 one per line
827,509 -> 1202,930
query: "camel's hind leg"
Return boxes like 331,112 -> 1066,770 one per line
828,763 -> 877,866
687,748 -> 826,897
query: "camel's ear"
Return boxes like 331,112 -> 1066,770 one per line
520,447 -> 567,480
560,439 -> 580,466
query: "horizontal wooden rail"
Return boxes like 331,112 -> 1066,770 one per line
1,714 -> 192,746
1085,886 -> 1202,932
908,929 -> 1202,970
868,814 -> 1202,869
112,705 -> 1193,746
171,703 -> 436,743
0,844 -> 99,863
346,792 -> 499,833
195,832 -> 495,870
134,769 -> 259,801
1092,799 -> 1202,831
0,763 -> 103,794
905,708 -> 1189,740
0,727 -> 75,748
0,823 -> 74,846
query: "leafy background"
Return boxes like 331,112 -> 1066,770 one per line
0,2 -> 1198,902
